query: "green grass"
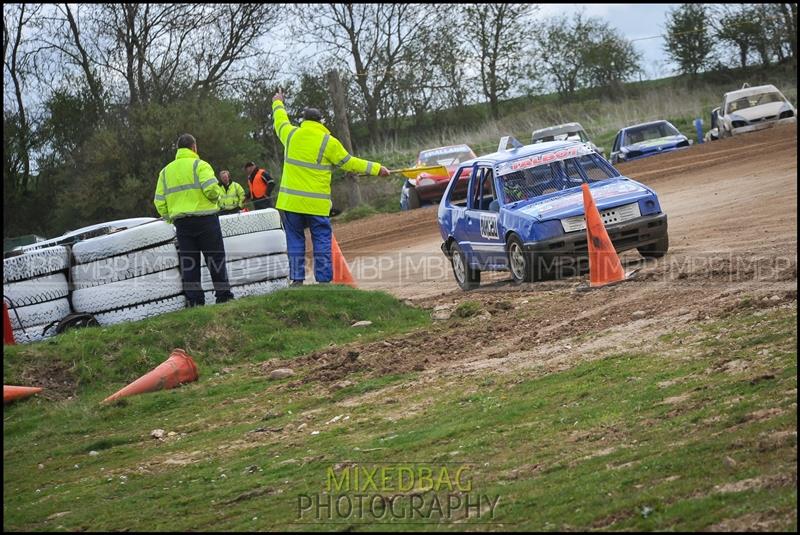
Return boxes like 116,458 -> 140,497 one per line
3,303 -> 796,531
3,286 -> 430,400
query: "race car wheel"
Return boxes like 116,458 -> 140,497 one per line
507,235 -> 533,284
637,235 -> 669,259
449,242 -> 480,291
407,187 -> 421,210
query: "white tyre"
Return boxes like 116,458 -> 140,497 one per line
219,208 -> 282,237
201,229 -> 287,264
71,243 -> 179,289
12,323 -> 58,344
94,295 -> 186,326
72,269 -> 183,314
20,217 -> 158,253
3,273 -> 69,307
204,277 -> 289,304
200,254 -> 289,290
72,221 -> 175,264
8,298 -> 71,330
3,246 -> 70,283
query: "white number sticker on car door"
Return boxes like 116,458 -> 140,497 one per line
479,214 -> 499,239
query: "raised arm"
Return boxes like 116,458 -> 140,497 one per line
272,96 -> 295,146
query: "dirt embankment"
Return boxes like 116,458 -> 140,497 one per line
265,124 -> 797,385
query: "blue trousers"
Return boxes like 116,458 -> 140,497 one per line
281,211 -> 332,283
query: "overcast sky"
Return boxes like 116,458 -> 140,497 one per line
538,3 -> 681,79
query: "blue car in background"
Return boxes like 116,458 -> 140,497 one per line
438,138 -> 669,290
609,120 -> 691,165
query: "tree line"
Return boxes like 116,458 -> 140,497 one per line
3,3 -> 797,238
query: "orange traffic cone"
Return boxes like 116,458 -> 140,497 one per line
102,349 -> 199,404
331,234 -> 356,287
3,302 -> 15,345
4,385 -> 42,403
582,183 -> 626,288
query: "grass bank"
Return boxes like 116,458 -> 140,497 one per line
2,286 -> 430,401
4,300 -> 796,531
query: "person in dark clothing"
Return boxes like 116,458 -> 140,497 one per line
244,162 -> 276,210
154,133 -> 234,307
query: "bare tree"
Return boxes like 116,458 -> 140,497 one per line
293,3 -> 432,140
463,3 -> 536,120
190,4 -> 279,94
35,3 -> 277,106
4,3 -> 42,193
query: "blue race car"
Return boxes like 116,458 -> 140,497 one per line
609,120 -> 691,165
438,137 -> 669,290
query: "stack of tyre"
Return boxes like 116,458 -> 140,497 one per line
203,209 -> 289,304
3,246 -> 73,343
70,221 -> 185,326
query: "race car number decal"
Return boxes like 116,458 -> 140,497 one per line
479,214 -> 499,239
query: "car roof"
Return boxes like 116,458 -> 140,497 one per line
532,122 -> 585,138
724,84 -> 781,99
458,140 -> 584,168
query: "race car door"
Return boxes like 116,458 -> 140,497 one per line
463,165 -> 505,269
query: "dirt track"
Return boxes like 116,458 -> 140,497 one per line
334,123 -> 797,301
265,124 -> 800,386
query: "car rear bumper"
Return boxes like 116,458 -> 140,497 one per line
524,213 -> 668,262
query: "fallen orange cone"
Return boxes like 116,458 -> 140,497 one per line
4,385 -> 42,403
582,183 -> 626,288
331,234 -> 356,287
102,348 -> 198,404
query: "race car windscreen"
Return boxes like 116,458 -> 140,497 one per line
623,122 -> 679,146
418,147 -> 474,167
533,131 -> 588,144
726,91 -> 786,113
501,153 -> 616,203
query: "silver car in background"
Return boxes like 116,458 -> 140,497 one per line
531,122 -> 605,159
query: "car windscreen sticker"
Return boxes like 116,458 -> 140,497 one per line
497,145 -> 594,176
519,181 -> 645,218
629,135 -> 682,149
420,145 -> 471,158
479,214 -> 499,239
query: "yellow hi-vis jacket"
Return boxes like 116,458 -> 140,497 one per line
272,99 -> 382,216
218,181 -> 245,210
154,148 -> 221,222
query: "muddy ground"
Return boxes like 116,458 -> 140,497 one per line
270,124 -> 797,386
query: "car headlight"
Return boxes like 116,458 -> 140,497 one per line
779,110 -> 795,119
417,178 -> 436,186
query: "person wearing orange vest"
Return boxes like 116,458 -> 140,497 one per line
244,162 -> 276,210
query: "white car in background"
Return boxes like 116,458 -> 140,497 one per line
717,83 -> 796,138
